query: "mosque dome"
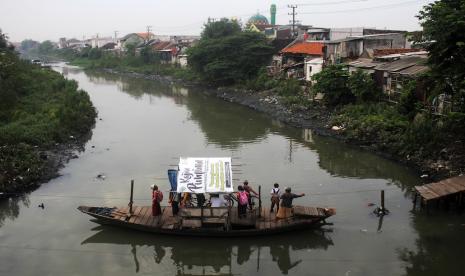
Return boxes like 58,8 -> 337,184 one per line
247,13 -> 269,25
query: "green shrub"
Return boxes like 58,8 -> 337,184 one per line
313,65 -> 353,106
398,80 -> 421,119
244,69 -> 278,91
275,78 -> 302,96
348,69 -> 381,102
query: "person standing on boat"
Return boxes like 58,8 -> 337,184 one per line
270,183 -> 281,213
243,180 -> 258,210
170,191 -> 181,216
151,184 -> 163,216
237,185 -> 249,218
276,187 -> 305,219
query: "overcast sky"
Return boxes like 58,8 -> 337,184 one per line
1,0 -> 435,42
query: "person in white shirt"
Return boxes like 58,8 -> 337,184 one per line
270,183 -> 281,213
210,193 -> 227,207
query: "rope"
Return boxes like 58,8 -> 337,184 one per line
2,187 -> 404,201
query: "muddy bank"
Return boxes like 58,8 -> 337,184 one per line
99,68 -> 462,181
0,131 -> 93,195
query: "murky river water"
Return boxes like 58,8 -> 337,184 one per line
1,65 -> 464,276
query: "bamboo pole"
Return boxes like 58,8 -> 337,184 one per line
258,185 -> 262,218
129,180 -> 134,214
381,190 -> 385,211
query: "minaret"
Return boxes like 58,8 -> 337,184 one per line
270,4 -> 276,25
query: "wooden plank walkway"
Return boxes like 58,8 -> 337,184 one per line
414,175 -> 465,202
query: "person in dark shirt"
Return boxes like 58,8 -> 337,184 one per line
276,187 -> 305,219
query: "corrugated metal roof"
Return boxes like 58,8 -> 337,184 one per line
398,65 -> 430,76
348,58 -> 384,69
375,56 -> 426,72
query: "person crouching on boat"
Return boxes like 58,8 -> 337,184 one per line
270,183 -> 281,213
151,185 -> 163,216
276,187 -> 305,219
237,185 -> 249,218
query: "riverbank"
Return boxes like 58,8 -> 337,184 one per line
0,53 -> 97,193
93,67 -> 465,181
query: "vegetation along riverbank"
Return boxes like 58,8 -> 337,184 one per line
0,31 -> 97,193
28,1 -> 465,181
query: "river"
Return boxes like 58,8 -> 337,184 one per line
0,65 -> 464,276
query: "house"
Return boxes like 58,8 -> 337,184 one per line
67,38 -> 90,50
324,33 -> 410,64
304,58 -> 324,82
305,28 -> 330,41
374,55 -> 428,102
279,41 -> 324,80
119,32 -> 155,50
150,41 -> 178,64
91,36 -> 116,49
348,52 -> 429,102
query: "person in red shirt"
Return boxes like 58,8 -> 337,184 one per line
243,180 -> 258,210
151,184 -> 163,216
237,185 -> 249,218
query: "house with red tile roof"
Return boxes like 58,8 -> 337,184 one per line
276,41 -> 325,81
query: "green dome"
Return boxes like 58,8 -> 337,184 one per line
248,13 -> 269,25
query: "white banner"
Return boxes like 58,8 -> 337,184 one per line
177,157 -> 233,193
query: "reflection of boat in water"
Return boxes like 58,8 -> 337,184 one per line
78,157 -> 335,237
81,226 -> 334,275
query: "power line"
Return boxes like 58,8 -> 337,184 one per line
5,187 -> 404,202
296,0 -> 372,6
298,0 -> 427,15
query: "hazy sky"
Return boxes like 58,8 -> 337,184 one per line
1,0 -> 435,42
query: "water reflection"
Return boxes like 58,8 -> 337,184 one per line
398,214 -> 465,276
293,128 -> 420,189
81,227 -> 333,275
79,69 -> 421,188
185,91 -> 271,149
0,196 -> 29,227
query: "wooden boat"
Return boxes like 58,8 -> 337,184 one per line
79,157 -> 335,236
78,204 -> 335,237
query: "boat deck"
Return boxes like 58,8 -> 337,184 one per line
99,205 -> 330,230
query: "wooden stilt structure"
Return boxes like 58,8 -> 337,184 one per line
413,175 -> 465,211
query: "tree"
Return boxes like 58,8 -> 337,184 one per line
38,40 -> 55,55
20,39 -> 39,52
187,24 -> 273,85
348,70 -> 380,102
201,18 -> 241,39
418,0 -> 465,111
0,29 -> 13,50
312,65 -> 353,106
88,48 -> 102,60
398,80 -> 420,119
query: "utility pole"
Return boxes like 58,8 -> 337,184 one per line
288,5 -> 297,38
146,25 -> 152,42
